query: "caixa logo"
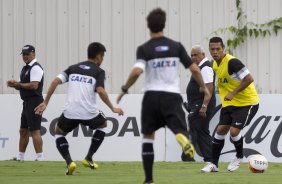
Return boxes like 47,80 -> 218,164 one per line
38,117 -> 140,137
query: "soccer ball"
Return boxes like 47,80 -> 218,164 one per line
248,154 -> 268,173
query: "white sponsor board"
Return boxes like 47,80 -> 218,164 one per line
0,94 -> 281,162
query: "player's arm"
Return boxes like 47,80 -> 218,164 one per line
117,67 -> 143,104
7,80 -> 38,90
224,59 -> 253,101
34,77 -> 62,115
117,46 -> 145,104
7,65 -> 43,90
225,74 -> 254,101
96,87 -> 123,116
189,63 -> 211,101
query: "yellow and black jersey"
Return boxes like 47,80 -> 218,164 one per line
212,54 -> 259,107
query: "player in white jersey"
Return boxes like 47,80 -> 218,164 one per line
116,8 -> 210,184
35,42 -> 123,175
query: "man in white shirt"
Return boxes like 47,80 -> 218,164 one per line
184,45 -> 215,163
7,45 -> 44,161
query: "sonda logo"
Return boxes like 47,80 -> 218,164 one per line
38,117 -> 140,137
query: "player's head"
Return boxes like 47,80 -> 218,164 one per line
21,45 -> 36,63
147,8 -> 166,33
209,37 -> 225,61
191,45 -> 205,65
88,42 -> 106,65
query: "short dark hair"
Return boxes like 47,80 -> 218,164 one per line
147,8 -> 166,33
209,37 -> 225,47
87,42 -> 106,59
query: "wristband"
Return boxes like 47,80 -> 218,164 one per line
201,104 -> 207,108
121,85 -> 128,93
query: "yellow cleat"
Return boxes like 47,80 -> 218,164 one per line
183,143 -> 195,158
66,162 -> 77,175
176,133 -> 195,158
82,159 -> 98,169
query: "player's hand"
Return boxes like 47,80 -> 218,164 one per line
224,92 -> 235,101
112,107 -> 124,116
34,102 -> 47,115
7,80 -> 20,89
116,92 -> 126,104
198,107 -> 207,118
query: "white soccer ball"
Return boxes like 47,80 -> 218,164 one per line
248,154 -> 268,173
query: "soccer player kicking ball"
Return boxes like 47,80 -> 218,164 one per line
117,8 -> 210,184
35,42 -> 123,175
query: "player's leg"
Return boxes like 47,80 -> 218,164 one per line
27,97 -> 44,161
55,114 -> 77,175
228,104 -> 259,172
141,92 -> 160,184
142,133 -> 155,184
18,106 -> 29,161
83,112 -> 107,169
18,128 -> 29,161
201,106 -> 231,172
164,93 -> 195,159
194,114 -> 213,162
30,130 -> 43,160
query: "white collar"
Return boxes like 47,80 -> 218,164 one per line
28,58 -> 37,66
198,57 -> 209,66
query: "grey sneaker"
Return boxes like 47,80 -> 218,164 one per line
227,157 -> 241,172
201,162 -> 219,173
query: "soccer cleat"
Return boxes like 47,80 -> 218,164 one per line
201,162 -> 219,173
176,133 -> 195,159
227,157 -> 241,172
82,159 -> 98,169
183,143 -> 195,159
65,162 -> 77,175
35,155 -> 44,161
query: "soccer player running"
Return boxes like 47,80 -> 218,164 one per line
117,8 -> 210,184
35,42 -> 123,175
201,37 -> 259,172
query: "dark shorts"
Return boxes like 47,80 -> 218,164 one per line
219,104 -> 259,129
57,111 -> 107,133
141,91 -> 188,135
21,97 -> 43,131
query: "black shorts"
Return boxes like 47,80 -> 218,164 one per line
141,91 -> 188,135
219,104 -> 259,129
57,111 -> 107,133
21,97 -> 43,131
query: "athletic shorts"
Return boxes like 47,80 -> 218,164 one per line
219,104 -> 259,129
141,91 -> 188,135
57,111 -> 106,133
21,96 -> 43,131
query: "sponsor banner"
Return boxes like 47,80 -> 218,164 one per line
0,94 -> 281,162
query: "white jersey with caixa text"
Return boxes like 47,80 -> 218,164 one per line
57,61 -> 105,120
134,36 -> 193,94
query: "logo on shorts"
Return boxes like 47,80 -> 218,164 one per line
235,122 -> 242,126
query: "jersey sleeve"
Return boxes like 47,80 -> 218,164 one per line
57,67 -> 71,83
201,66 -> 214,83
228,58 -> 250,80
95,70 -> 105,88
133,46 -> 146,70
30,65 -> 44,82
179,43 -> 193,68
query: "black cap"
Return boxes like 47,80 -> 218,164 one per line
21,45 -> 35,54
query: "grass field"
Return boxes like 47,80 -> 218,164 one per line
0,161 -> 281,184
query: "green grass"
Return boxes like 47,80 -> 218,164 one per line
0,161 -> 281,184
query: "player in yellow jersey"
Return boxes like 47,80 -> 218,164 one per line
201,37 -> 259,173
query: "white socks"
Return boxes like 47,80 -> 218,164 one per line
17,152 -> 25,161
35,152 -> 44,161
